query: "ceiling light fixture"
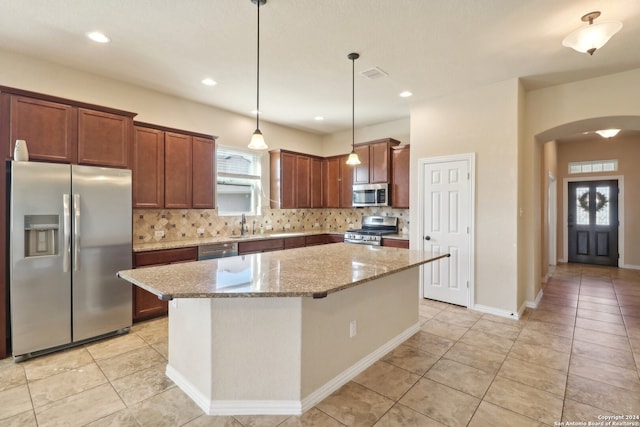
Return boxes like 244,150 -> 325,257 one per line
314,116 -> 324,121
399,91 -> 413,98
201,78 -> 217,86
87,31 -> 111,43
562,11 -> 622,55
595,129 -> 621,138
248,0 -> 268,150
346,52 -> 361,166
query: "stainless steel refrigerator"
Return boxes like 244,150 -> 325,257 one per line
9,161 -> 132,360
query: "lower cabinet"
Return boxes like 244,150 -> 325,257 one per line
238,239 -> 285,255
132,247 -> 197,321
238,234 -> 343,255
381,239 -> 409,249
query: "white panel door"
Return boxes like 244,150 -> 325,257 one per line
422,159 -> 471,306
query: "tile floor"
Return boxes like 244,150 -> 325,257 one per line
1,263 -> 639,426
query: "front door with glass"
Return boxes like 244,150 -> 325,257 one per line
567,180 -> 619,266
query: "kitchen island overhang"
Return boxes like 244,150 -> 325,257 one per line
117,243 -> 448,416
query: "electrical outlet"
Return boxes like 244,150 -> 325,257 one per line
197,227 -> 205,235
154,230 -> 165,238
284,223 -> 291,229
265,225 -> 273,230
349,320 -> 357,338
314,222 -> 320,228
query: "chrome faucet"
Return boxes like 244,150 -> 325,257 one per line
240,213 -> 246,236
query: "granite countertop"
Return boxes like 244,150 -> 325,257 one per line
118,243 -> 447,300
133,229 -> 409,252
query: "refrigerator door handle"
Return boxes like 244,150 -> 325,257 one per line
73,194 -> 80,272
63,194 -> 71,272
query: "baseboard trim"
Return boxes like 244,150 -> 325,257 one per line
525,289 -> 544,309
472,304 -> 519,320
621,263 -> 640,270
167,321 -> 421,416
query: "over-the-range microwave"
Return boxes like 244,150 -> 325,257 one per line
352,183 -> 388,207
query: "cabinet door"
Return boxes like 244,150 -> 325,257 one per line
310,157 -> 323,208
392,145 -> 410,208
353,145 -> 370,184
296,155 -> 311,208
78,108 -> 132,168
280,152 -> 296,209
370,141 -> 391,183
164,132 -> 192,208
340,156 -> 354,208
192,137 -> 215,209
133,127 -> 164,208
8,95 -> 78,163
323,157 -> 341,208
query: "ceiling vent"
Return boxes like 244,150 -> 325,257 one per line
360,66 -> 388,80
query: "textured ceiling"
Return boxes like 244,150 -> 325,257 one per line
1,0 -> 639,135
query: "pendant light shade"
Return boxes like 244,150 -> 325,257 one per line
562,11 -> 622,56
345,52 -> 361,166
248,0 -> 268,150
595,129 -> 620,138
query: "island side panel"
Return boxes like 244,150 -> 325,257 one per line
300,267 -> 420,399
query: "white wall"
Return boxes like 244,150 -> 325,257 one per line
410,79 -> 521,314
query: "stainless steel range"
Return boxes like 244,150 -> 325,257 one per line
344,216 -> 399,246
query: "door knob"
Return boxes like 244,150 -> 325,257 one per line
424,236 -> 431,240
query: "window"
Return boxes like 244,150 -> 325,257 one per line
216,146 -> 263,215
568,160 -> 617,174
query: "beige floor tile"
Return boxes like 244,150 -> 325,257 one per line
580,287 -> 617,299
479,313 -> 527,329
133,322 -> 169,346
572,339 -> 637,370
182,414 -> 243,427
538,295 -> 578,308
578,294 -> 620,307
420,319 -> 469,341
484,376 -> 563,425
85,333 -> 149,361
373,404 -> 445,427
29,362 -> 108,408
402,331 -> 455,357
382,344 -> 441,375
353,360 -> 420,400
277,408 -> 344,427
528,309 -> 576,326
433,309 -> 481,328
566,374 -> 640,415
425,359 -> 494,398
575,317 -> 627,336
22,347 -> 94,381
34,383 -> 125,427
620,305 -> 640,318
498,355 -> 567,396
111,362 -> 175,406
0,360 -> 26,392
536,301 -> 578,316
399,378 -> 480,427
578,300 -> 622,315
419,305 -> 444,319
577,308 -> 624,324
458,329 -> 514,355
152,340 -> 169,360
0,409 -> 38,427
524,319 -> 574,338
509,341 -> 570,372
468,401 -> 546,427
129,386 -> 203,427
443,342 -> 506,375
315,382 -> 393,427
232,414 -> 290,427
470,318 -> 521,340
516,328 -> 572,353
420,299 -> 453,310
573,327 -> 632,351
0,384 -> 32,420
97,346 -> 166,381
84,408 -> 142,426
569,354 -> 640,392
618,294 -> 640,306
562,399 -> 617,424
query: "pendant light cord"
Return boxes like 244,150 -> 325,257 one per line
352,55 -> 355,151
256,0 -> 261,131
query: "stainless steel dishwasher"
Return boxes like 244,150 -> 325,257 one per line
197,242 -> 239,260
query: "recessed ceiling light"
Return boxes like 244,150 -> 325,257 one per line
399,91 -> 413,98
201,78 -> 217,86
314,116 -> 324,121
87,32 -> 111,43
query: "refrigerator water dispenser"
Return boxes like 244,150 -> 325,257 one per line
24,214 -> 59,257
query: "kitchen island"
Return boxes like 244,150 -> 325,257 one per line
117,243 -> 447,416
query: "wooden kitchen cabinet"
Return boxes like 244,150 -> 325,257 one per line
323,154 -> 353,208
238,238 -> 285,255
310,157 -> 323,208
353,138 -> 400,184
295,154 -> 311,208
382,238 -> 409,249
133,126 -> 165,208
77,108 -> 132,168
391,144 -> 410,208
164,132 -> 192,209
270,150 -> 323,209
192,136 -> 215,208
132,247 -> 197,321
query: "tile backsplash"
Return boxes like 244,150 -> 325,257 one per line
133,207 -> 409,243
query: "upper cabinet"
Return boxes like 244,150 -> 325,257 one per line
352,138 -> 400,184
270,150 -> 324,209
2,89 -> 135,168
391,145 -> 410,208
133,122 -> 216,209
323,154 -> 353,208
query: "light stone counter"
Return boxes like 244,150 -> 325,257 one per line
118,243 -> 446,300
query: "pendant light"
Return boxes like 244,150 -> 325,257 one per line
248,0 -> 268,150
562,11 -> 622,56
345,52 -> 361,165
